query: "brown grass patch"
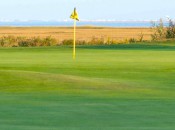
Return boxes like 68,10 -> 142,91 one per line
0,27 -> 152,42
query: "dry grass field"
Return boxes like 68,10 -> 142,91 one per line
0,27 -> 152,42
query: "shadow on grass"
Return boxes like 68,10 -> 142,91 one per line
76,42 -> 175,50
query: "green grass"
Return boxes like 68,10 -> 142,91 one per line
0,44 -> 175,130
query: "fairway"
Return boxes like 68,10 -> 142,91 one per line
0,45 -> 175,130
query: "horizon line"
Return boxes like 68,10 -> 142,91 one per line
0,19 -> 173,23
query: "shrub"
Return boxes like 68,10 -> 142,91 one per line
151,19 -> 166,41
166,19 -> 175,39
0,36 -> 18,47
30,37 -> 42,46
106,37 -> 112,45
62,39 -> 73,45
18,40 -> 30,47
76,40 -> 86,45
129,38 -> 137,43
0,36 -> 86,47
138,32 -> 144,42
41,36 -> 57,46
88,36 -> 105,45
0,38 -> 5,47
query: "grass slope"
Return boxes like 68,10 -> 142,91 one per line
0,44 -> 175,130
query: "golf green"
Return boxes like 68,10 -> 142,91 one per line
0,44 -> 175,130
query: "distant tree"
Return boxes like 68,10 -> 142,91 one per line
150,19 -> 166,41
166,19 -> 175,39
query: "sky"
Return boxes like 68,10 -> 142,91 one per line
0,0 -> 175,21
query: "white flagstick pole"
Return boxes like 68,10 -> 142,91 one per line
73,19 -> 76,59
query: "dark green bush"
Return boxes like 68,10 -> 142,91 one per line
129,38 -> 137,43
166,19 -> 175,39
62,39 -> 73,45
18,39 -> 30,47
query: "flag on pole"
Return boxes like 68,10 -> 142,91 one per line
70,8 -> 79,59
70,8 -> 79,21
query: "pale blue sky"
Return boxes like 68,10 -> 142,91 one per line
0,0 -> 175,21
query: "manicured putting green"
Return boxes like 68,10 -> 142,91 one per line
0,44 -> 175,130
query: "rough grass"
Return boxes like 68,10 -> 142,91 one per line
0,44 -> 175,130
0,27 -> 152,42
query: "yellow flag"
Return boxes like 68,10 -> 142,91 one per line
70,8 -> 79,21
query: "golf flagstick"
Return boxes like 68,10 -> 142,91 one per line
73,19 -> 76,59
70,8 -> 79,60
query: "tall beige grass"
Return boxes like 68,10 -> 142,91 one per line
0,27 -> 152,42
